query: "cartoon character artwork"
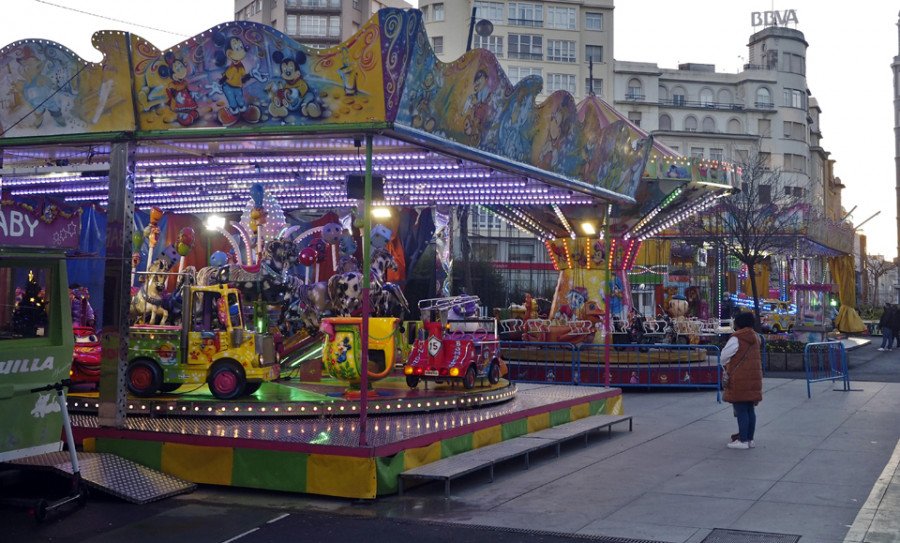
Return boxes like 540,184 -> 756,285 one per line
462,69 -> 492,145
410,71 -> 438,133
555,287 -> 588,321
211,33 -> 268,126
15,45 -> 71,128
158,52 -> 199,126
266,50 -> 324,120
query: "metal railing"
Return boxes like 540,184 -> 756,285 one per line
500,341 -> 723,400
803,341 -> 850,398
500,341 -> 578,385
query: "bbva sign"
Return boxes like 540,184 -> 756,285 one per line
751,9 -> 799,27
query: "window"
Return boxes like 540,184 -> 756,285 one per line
473,242 -> 499,260
585,78 -> 602,95
781,52 -> 805,74
628,111 -> 642,127
672,88 -> 685,106
286,14 -> 298,34
701,116 -> 715,132
717,88 -> 733,104
546,6 -> 575,30
474,207 -> 501,229
710,148 -> 724,162
547,40 -> 575,62
507,66 -> 542,85
699,88 -> 714,107
299,15 -> 340,37
546,73 -> 575,93
784,186 -> 805,198
585,45 -> 602,63
783,121 -> 806,141
473,35 -> 503,57
432,36 -> 443,54
784,153 -> 806,173
508,2 -> 543,27
420,5 -> 428,21
783,88 -> 805,109
585,12 -> 602,30
735,149 -> 749,166
691,147 -> 704,158
509,34 -> 542,60
658,85 -> 668,100
758,119 -> 771,137
0,265 -> 55,340
727,118 -> 742,134
755,87 -> 772,108
433,3 -> 444,21
299,0 -> 340,6
509,242 -> 535,261
685,116 -> 698,132
759,152 -> 771,170
626,78 -> 642,100
658,114 -> 672,131
758,184 -> 772,205
474,1 -> 504,25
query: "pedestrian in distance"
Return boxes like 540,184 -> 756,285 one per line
720,311 -> 763,449
892,303 -> 900,349
878,302 -> 894,352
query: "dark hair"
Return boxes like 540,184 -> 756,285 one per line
734,312 -> 755,330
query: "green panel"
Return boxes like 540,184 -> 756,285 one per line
441,434 -> 473,458
589,399 -> 607,416
501,418 -> 528,440
550,407 -> 571,427
232,448 -> 307,492
95,438 -> 163,470
375,452 -> 406,495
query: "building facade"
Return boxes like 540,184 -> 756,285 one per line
235,0 -> 411,48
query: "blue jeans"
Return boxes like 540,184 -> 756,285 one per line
881,327 -> 894,349
733,401 -> 756,443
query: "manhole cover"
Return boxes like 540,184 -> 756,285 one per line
701,529 -> 800,543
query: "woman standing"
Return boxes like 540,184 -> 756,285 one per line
721,312 -> 763,449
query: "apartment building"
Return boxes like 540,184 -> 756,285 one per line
235,0 -> 411,48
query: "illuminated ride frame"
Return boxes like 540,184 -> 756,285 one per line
0,9 -> 738,498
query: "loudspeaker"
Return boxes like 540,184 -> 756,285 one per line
346,173 -> 385,200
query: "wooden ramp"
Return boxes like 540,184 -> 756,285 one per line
397,414 -> 632,497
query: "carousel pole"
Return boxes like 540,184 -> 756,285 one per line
603,204 -> 612,388
358,134 -> 374,447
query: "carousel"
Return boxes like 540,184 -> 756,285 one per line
0,9 -> 738,498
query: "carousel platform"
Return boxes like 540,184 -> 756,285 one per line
68,378 -> 623,499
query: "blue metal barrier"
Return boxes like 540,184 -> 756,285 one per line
499,341 -> 578,385
803,341 -> 850,398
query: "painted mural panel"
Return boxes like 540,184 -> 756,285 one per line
131,20 -> 387,130
0,33 -> 135,137
395,19 -> 653,200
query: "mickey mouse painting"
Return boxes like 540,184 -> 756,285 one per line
210,33 -> 268,126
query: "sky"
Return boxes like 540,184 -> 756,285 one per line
3,1 -> 898,257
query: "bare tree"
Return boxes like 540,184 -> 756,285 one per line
866,255 -> 897,307
685,152 -> 803,329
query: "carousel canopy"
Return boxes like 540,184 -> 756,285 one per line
0,8 -> 738,241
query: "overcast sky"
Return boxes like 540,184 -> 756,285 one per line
4,1 -> 898,257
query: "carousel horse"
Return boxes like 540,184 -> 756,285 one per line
367,248 -> 409,318
196,238 -> 302,303
281,271 -> 364,333
130,257 -> 170,325
160,266 -> 196,326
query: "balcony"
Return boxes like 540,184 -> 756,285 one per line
625,92 -> 644,101
508,18 -> 543,28
658,98 -> 750,110
508,52 -> 543,61
286,0 -> 341,11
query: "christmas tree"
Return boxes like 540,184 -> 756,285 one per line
13,270 -> 49,337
